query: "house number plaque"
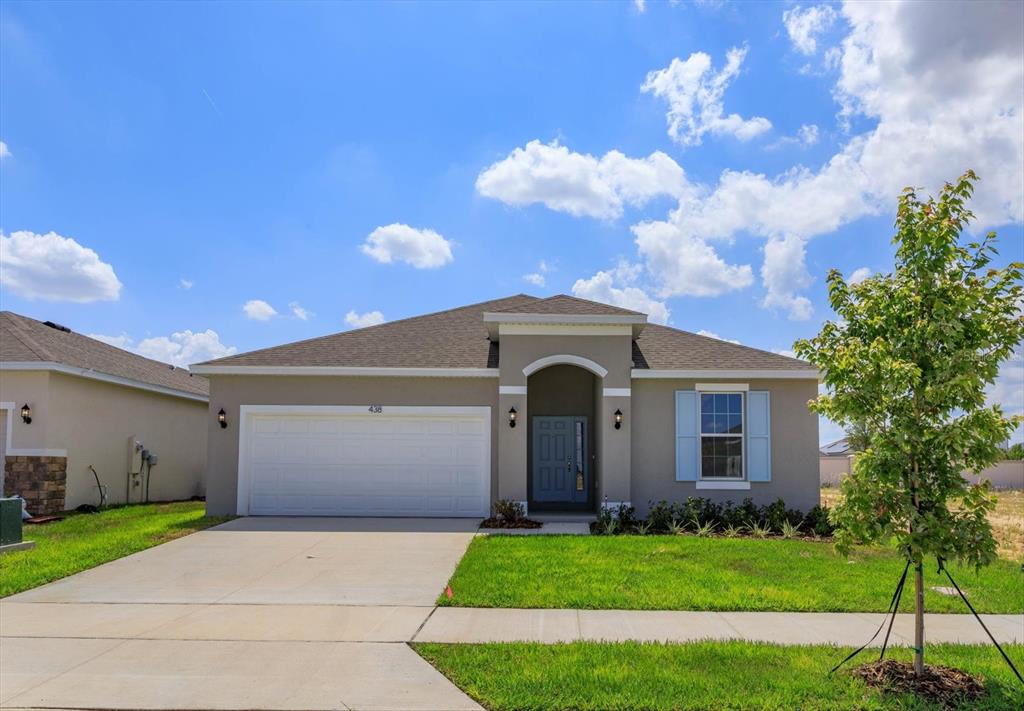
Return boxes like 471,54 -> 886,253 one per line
368,405 -> 383,413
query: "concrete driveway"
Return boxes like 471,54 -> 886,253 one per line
0,517 -> 482,711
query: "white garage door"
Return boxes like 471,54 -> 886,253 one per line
238,406 -> 490,517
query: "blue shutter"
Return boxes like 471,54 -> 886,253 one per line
747,390 -> 771,482
675,391 -> 699,481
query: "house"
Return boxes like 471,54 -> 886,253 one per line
0,312 -> 209,514
819,437 -> 855,486
192,295 -> 821,518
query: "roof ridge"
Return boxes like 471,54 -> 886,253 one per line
0,312 -> 55,361
643,323 -> 813,366
197,293 -> 540,366
492,293 -> 644,316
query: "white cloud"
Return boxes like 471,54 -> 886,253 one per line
633,0 -> 646,12
783,4 -> 838,55
179,278 -> 193,290
0,230 -> 122,302
772,348 -> 799,359
0,141 -> 10,158
697,329 -> 740,345
344,309 -> 386,329
289,301 -> 311,320
523,272 -> 545,287
641,47 -> 772,147
767,123 -> 821,150
361,223 -> 453,269
89,329 -> 237,368
571,263 -> 670,324
242,299 -> 277,321
476,140 -> 686,219
760,234 -> 813,320
848,266 -> 871,284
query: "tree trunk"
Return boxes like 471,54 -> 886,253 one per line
914,561 -> 925,675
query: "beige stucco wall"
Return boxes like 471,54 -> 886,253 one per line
496,333 -> 634,507
819,455 -> 854,486
0,370 -> 207,509
0,370 -> 52,451
631,378 -> 820,515
205,375 -> 498,515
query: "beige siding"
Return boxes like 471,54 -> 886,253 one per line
0,370 -> 52,451
205,376 -> 498,516
630,378 -> 820,515
46,373 -> 206,508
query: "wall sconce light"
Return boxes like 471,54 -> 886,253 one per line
20,403 -> 32,424
508,406 -> 517,428
217,408 -> 228,429
614,408 -> 623,430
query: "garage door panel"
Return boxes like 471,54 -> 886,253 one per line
243,409 -> 489,517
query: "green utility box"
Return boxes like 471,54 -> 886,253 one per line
0,497 -> 25,546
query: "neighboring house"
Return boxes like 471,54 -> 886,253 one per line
819,437 -> 855,486
0,312 -> 209,514
820,436 -> 1023,489
192,295 -> 821,518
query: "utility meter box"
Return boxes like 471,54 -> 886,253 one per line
127,437 -> 144,475
0,498 -> 24,546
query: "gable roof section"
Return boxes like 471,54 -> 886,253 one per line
0,311 -> 209,399
493,294 -> 644,316
195,295 -> 540,369
632,324 -> 817,373
193,294 -> 815,375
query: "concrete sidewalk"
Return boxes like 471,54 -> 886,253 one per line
414,608 -> 1024,646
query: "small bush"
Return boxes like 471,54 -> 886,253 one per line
803,504 -> 835,537
647,500 -> 678,532
722,523 -> 743,538
636,520 -> 652,535
750,521 -> 772,538
780,519 -> 799,539
492,499 -> 526,523
614,503 -> 639,529
667,519 -> 686,535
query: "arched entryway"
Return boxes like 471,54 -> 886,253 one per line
526,364 -> 598,511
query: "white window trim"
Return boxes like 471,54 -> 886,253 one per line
695,383 -> 748,392
698,390 -> 746,482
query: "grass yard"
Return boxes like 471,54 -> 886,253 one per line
440,534 -> 1023,612
415,641 -> 1024,710
0,501 -> 232,597
822,487 -> 1024,561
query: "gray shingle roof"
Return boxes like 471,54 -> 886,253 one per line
632,324 -> 817,372
1,312 -> 209,397
200,294 -> 813,372
493,294 -> 644,316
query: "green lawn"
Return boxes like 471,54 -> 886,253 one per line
415,641 -> 1024,710
0,501 -> 232,597
440,535 -> 1023,613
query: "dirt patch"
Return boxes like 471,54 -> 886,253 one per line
479,517 -> 543,529
851,659 -> 985,708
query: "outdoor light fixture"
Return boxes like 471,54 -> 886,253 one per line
217,408 -> 228,429
614,408 -> 623,430
508,406 -> 517,428
20,404 -> 31,425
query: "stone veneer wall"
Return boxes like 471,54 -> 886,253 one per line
3,456 -> 68,515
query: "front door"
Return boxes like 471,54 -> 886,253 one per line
532,416 -> 588,504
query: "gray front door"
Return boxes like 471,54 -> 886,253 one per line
532,416 -> 588,504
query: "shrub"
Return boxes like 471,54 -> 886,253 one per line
647,500 -> 678,532
780,519 -> 800,539
750,521 -> 772,538
763,498 -> 805,533
492,499 -> 525,523
614,503 -> 639,529
803,504 -> 835,537
735,498 -> 762,527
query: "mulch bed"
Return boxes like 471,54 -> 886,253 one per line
479,517 -> 543,529
851,659 -> 986,707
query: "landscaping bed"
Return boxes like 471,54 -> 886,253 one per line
439,535 -> 1023,612
415,641 -> 1024,710
0,501 -> 232,597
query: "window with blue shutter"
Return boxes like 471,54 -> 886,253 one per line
675,391 -> 699,481
746,390 -> 771,481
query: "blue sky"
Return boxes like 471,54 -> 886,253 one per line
1,1 -> 1021,443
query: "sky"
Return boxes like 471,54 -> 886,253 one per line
1,0 -> 1021,444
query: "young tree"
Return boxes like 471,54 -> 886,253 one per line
795,171 -> 1023,676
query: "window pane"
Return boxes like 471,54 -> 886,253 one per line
714,394 -> 727,413
727,394 -> 742,414
701,413 -> 715,434
702,438 -> 716,457
714,413 -> 728,434
728,413 -> 743,434
725,437 -> 742,457
701,394 -> 714,412
725,454 -> 742,477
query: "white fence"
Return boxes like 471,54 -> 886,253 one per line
820,456 -> 1024,490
